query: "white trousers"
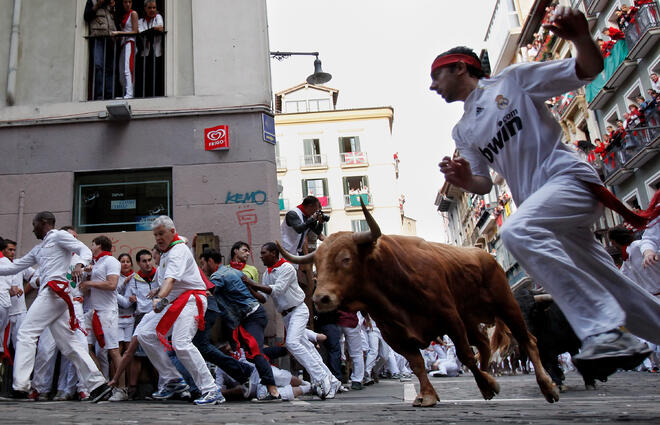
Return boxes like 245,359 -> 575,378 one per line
283,303 -> 333,385
119,41 -> 135,98
9,311 -> 26,348
501,176 -> 660,343
135,297 -> 215,394
339,325 -> 365,383
14,291 -> 105,393
364,329 -> 390,377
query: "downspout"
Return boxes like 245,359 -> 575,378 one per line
6,0 -> 21,106
16,190 -> 25,254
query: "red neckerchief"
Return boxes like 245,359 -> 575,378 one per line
162,234 -> 185,253
121,269 -> 134,278
156,290 -> 206,351
0,252 -> 4,258
296,205 -> 309,219
92,311 -> 106,348
230,261 -> 246,271
121,10 -> 133,27
138,267 -> 157,283
93,251 -> 112,263
267,258 -> 288,274
621,245 -> 630,262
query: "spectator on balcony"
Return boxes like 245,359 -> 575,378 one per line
650,73 -> 660,93
628,104 -> 646,127
84,0 -> 118,100
596,38 -> 615,58
112,0 -> 139,99
137,0 -> 164,97
526,43 -> 538,61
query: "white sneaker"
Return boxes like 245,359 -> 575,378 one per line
109,387 -> 128,402
325,378 -> 341,399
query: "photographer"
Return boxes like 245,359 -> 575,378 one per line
280,196 -> 327,263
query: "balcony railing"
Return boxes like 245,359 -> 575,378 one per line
623,2 -> 660,59
344,193 -> 372,208
87,29 -> 165,101
300,154 -> 327,168
276,157 -> 287,170
585,40 -> 629,105
340,151 -> 368,166
598,125 -> 660,183
584,0 -> 609,16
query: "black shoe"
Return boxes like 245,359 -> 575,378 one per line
89,383 -> 113,403
350,381 -> 363,390
7,390 -> 29,400
253,393 -> 283,403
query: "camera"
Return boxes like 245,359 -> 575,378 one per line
315,210 -> 331,222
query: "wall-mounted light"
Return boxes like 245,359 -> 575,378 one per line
270,51 -> 332,85
106,101 -> 132,120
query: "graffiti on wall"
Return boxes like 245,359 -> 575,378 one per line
236,206 -> 259,263
226,190 -> 267,205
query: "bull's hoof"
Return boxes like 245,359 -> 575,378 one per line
412,394 -> 438,407
541,383 -> 560,403
477,374 -> 500,400
558,384 -> 569,393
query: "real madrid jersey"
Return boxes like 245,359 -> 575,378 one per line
451,58 -> 601,205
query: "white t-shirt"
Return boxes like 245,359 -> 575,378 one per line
159,243 -> 206,302
452,58 -> 601,206
88,255 -> 121,311
138,14 -> 163,57
261,261 -> 304,313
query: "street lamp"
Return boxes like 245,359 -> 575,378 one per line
270,51 -> 332,85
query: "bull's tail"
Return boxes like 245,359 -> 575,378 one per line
490,318 -> 513,357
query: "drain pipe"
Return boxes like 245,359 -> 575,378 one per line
16,190 -> 25,254
6,0 -> 21,106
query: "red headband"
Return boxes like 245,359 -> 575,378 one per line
431,54 -> 482,75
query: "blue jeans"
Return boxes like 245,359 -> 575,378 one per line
92,37 -> 116,100
317,323 -> 342,381
193,309 -> 253,383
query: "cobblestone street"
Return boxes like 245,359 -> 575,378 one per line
1,371 -> 659,424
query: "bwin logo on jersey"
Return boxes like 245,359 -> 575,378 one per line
479,109 -> 522,163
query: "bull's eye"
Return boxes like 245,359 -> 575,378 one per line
342,257 -> 351,266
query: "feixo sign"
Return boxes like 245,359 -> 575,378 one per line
204,125 -> 229,151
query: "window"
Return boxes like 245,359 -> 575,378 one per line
343,176 -> 371,206
87,0 -> 166,100
351,219 -> 369,232
623,190 -> 641,210
302,178 -> 329,208
308,99 -> 331,112
303,138 -> 322,165
339,136 -> 367,165
74,168 -> 172,233
285,100 -> 308,113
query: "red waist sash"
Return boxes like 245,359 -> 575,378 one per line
156,290 -> 206,351
47,280 -> 88,336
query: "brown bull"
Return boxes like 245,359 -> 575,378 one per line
277,200 -> 559,407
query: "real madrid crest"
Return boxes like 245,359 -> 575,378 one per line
495,95 -> 510,110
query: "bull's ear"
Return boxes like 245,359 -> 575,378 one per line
352,198 -> 381,245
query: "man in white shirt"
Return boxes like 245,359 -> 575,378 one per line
133,215 -> 221,405
80,236 -> 121,383
259,242 -> 340,400
0,238 -> 13,365
0,212 -> 111,401
434,6 -> 660,381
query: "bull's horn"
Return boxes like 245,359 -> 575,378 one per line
276,240 -> 315,264
534,294 -> 553,303
352,197 -> 382,245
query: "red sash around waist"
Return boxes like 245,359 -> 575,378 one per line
47,280 -> 88,336
156,290 -> 206,351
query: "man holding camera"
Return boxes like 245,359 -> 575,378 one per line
280,196 -> 327,264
